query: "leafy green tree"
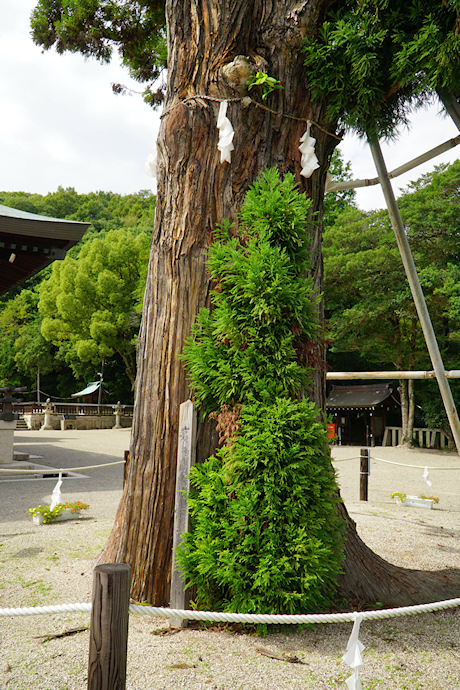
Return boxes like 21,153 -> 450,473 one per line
66,190 -> 156,234
0,191 -> 44,215
324,161 -> 460,443
0,189 -> 155,397
0,188 -> 156,233
324,207 -> 420,368
31,0 -> 167,106
323,150 -> 357,226
0,295 -> 28,387
303,1 -> 460,138
39,228 -> 150,386
398,161 -> 460,267
180,169 -> 343,615
324,206 -> 422,442
0,290 -> 59,393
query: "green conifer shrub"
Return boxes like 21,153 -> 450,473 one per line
179,168 -> 343,615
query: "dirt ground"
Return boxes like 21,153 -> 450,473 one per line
0,431 -> 459,689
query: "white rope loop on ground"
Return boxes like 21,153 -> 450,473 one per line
1,597 -> 459,622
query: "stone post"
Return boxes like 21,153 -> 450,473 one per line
0,420 -> 15,464
40,398 -> 54,430
112,401 -> 124,429
0,386 -> 26,463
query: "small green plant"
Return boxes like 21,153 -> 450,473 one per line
246,71 -> 283,100
390,492 -> 440,504
28,501 -> 90,524
28,504 -> 65,523
419,494 -> 439,504
390,491 -> 407,503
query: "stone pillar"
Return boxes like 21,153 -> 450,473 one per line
40,399 -> 54,430
0,420 -> 15,464
0,385 -> 27,463
113,401 -> 124,429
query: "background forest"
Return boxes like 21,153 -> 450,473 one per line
0,156 -> 459,435
324,157 -> 460,442
0,187 -> 155,403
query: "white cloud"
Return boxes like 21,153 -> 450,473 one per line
0,0 -> 160,196
338,106 -> 459,210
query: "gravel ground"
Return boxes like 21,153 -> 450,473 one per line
0,431 -> 459,689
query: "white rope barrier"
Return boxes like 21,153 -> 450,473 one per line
332,450 -> 459,493
129,598 -> 460,623
331,454 -> 459,471
7,455 -> 456,473
1,597 -> 458,622
0,603 -> 92,617
371,456 -> 460,471
3,453 -> 456,474
2,597 -> 458,689
331,456 -> 360,462
0,460 -> 125,474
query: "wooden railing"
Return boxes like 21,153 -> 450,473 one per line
382,426 -> 451,449
13,402 -> 134,417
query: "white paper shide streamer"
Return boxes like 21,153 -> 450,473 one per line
423,466 -> 433,487
299,123 -> 320,178
50,473 -> 63,511
342,614 -> 365,690
217,100 -> 235,164
145,142 -> 158,178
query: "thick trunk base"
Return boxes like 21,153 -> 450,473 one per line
337,503 -> 460,607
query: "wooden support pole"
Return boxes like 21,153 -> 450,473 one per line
325,134 -> 460,192
360,448 -> 370,502
369,137 -> 460,454
87,563 -> 131,690
170,400 -> 197,629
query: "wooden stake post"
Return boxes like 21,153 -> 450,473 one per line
87,563 -> 131,690
170,400 -> 197,628
360,448 -> 370,501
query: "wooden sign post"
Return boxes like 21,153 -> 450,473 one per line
169,400 -> 197,628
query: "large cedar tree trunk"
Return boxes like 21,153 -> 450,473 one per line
100,0 -> 460,607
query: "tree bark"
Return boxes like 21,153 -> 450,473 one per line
99,0 -> 460,607
337,502 -> 460,606
407,377 -> 415,442
99,0 -> 336,604
399,379 -> 409,444
399,378 -> 416,446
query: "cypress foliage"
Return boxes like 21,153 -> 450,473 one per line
179,168 -> 343,615
302,1 -> 460,139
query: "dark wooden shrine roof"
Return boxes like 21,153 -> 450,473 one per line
326,383 -> 394,410
0,204 -> 89,295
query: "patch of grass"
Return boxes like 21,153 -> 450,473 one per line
15,574 -> 53,605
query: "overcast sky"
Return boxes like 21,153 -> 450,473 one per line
1,0 -> 459,211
